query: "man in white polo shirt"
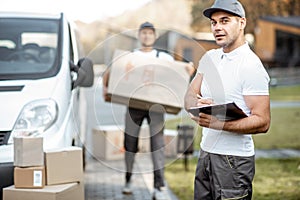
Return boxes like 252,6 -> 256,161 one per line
184,0 -> 270,199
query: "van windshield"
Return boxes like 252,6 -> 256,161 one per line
0,18 -> 60,80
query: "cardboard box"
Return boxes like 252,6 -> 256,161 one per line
92,125 -> 152,160
107,50 -> 190,114
3,182 -> 84,200
138,128 -> 178,157
44,147 -> 83,185
138,125 -> 151,153
92,125 -> 178,160
14,166 -> 45,189
164,129 -> 178,158
14,137 -> 44,167
92,125 -> 125,160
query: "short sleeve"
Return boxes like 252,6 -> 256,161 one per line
241,60 -> 270,95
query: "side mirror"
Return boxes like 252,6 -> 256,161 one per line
71,58 -> 94,88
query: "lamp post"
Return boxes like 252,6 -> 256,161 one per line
177,124 -> 194,171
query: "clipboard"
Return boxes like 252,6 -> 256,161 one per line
188,102 -> 247,121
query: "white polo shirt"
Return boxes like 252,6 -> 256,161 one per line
197,43 -> 270,156
133,49 -> 174,62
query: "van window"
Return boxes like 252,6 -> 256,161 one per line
68,24 -> 74,63
0,18 -> 61,80
22,33 -> 57,48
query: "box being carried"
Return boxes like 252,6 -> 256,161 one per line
44,147 -> 83,185
106,50 -> 190,114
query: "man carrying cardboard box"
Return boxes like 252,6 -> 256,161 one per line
103,22 -> 194,200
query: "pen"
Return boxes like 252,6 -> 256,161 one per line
197,94 -> 211,100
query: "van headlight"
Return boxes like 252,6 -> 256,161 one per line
9,99 -> 58,142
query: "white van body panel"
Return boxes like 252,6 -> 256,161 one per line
0,54 -> 78,164
0,78 -> 58,130
0,13 -> 82,163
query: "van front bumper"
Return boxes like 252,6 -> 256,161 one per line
0,162 -> 14,200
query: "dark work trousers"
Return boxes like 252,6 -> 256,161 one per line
124,107 -> 165,189
194,149 -> 255,200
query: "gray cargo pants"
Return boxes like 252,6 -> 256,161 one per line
194,149 -> 255,200
124,107 -> 165,189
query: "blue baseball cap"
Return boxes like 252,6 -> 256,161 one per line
139,22 -> 155,32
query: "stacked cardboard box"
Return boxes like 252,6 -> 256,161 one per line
3,138 -> 84,200
14,166 -> 45,189
13,137 -> 44,167
44,147 -> 84,185
13,137 -> 45,189
3,182 -> 83,200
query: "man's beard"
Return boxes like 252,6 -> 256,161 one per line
142,43 -> 154,48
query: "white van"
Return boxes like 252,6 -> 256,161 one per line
0,12 -> 93,197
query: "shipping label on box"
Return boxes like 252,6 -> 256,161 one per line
44,147 -> 83,185
3,182 -> 84,200
14,137 -> 44,167
14,166 -> 45,189
92,125 -> 125,161
107,50 -> 190,114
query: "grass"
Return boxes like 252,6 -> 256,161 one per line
253,107 -> 300,149
165,85 -> 300,199
253,158 -> 300,200
269,85 -> 300,101
165,158 -> 198,200
165,116 -> 202,150
165,157 -> 300,200
165,109 -> 300,199
166,107 -> 300,150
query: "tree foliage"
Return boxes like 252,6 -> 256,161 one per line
190,0 -> 212,32
191,0 -> 300,33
